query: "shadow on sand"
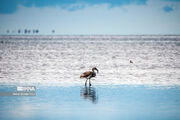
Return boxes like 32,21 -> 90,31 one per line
80,86 -> 98,104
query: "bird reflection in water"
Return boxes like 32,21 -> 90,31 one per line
80,86 -> 98,104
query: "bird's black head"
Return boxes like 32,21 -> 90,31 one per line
92,67 -> 99,73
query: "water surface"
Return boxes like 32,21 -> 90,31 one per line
0,35 -> 180,120
0,35 -> 180,86
1,85 -> 180,120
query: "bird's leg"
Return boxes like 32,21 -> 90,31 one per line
85,78 -> 88,86
89,79 -> 92,86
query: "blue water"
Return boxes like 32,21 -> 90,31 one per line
0,85 -> 180,120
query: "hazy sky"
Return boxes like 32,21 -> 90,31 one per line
0,0 -> 180,35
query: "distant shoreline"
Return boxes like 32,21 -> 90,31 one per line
0,34 -> 180,36
1,34 -> 180,41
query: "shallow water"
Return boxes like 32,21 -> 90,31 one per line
0,85 -> 180,120
0,35 -> 180,86
0,35 -> 180,120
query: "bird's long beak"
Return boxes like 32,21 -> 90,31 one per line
95,68 -> 99,73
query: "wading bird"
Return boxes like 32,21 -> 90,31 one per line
80,67 -> 99,86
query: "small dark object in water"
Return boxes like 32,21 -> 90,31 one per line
130,60 -> 133,63
0,41 -> 4,44
80,67 -> 99,86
